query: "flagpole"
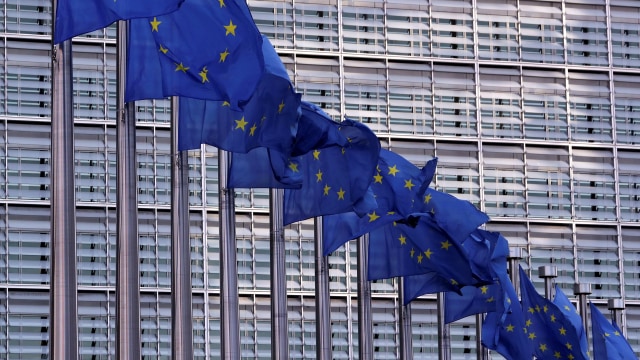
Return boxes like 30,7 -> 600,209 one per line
475,314 -> 488,360
573,282 -> 591,345
357,234 -> 373,358
608,299 -> 625,332
218,149 -> 240,359
170,98 -> 194,358
115,19 -> 141,360
507,248 -> 522,292
314,217 -> 332,360
50,2 -> 78,357
270,188 -> 289,358
538,265 -> 557,299
437,293 -> 451,360
398,278 -> 413,360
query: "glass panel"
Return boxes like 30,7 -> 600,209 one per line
565,3 -> 609,66
479,67 -> 523,139
575,226 -> 620,298
7,206 -> 49,285
568,72 -> 612,143
622,228 -> 640,300
522,69 -> 568,140
618,150 -> 640,221
611,5 -> 640,68
344,60 -> 388,133
294,57 -> 342,119
476,0 -> 519,61
614,74 -> 640,145
433,65 -> 477,137
342,2 -> 386,54
294,0 -> 339,52
435,142 -> 480,206
388,62 -> 433,135
431,0 -> 474,59
519,0 -> 564,63
6,123 -> 50,201
248,0 -> 294,49
525,146 -> 572,219
528,224 -> 575,293
572,148 -> 616,220
482,144 -> 526,217
386,1 -> 430,57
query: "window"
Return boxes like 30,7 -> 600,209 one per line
479,67 -> 523,139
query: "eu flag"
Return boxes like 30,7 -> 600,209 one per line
553,285 -> 589,356
403,272 -> 459,304
227,102 -> 349,189
367,215 -> 474,285
127,0 -> 264,108
590,302 -> 638,360
54,0 -> 184,44
444,230 -> 509,323
481,271 -> 532,360
283,119 -> 380,225
519,267 -> 589,360
178,35 -> 300,153
322,151 -> 437,256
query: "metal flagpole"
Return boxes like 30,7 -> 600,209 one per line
218,149 -> 240,359
357,234 -> 373,359
608,299 -> 625,333
115,20 -> 141,359
50,2 -> 78,357
573,283 -> 592,346
538,265 -> 558,299
270,188 -> 289,359
437,293 -> 451,360
475,313 -> 488,360
170,98 -> 194,358
398,278 -> 413,360
314,217 -> 332,360
507,248 -> 522,292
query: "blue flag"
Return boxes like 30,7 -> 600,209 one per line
227,102 -> 349,189
403,272 -> 459,303
553,285 -> 589,356
419,188 -> 490,244
54,0 -> 184,44
519,267 -> 589,360
283,119 -> 380,225
481,271 -> 532,360
178,36 -> 300,153
127,0 -> 264,108
368,215 -> 474,284
590,302 -> 638,360
322,151 -> 437,255
444,230 -> 508,323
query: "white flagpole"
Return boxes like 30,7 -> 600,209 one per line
270,188 -> 289,358
314,217 -> 332,360
50,2 -> 78,358
218,149 -> 240,359
170,97 -> 194,358
357,234 -> 373,358
399,278 -> 414,360
115,19 -> 141,359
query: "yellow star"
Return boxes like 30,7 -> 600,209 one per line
150,17 -> 161,32
224,20 -> 237,36
278,101 -> 285,113
528,307 -> 535,314
528,332 -> 536,340
424,249 -> 432,259
565,342 -> 572,350
559,327 -> 567,335
525,319 -> 532,327
315,169 -> 323,182
288,161 -> 299,173
404,179 -> 415,190
337,188 -> 345,200
554,351 -> 561,359
373,173 -> 383,183
543,305 -> 548,313
505,324 -> 514,332
410,248 -> 415,258
222,101 -> 230,107
487,297 -> 494,303
550,314 -> 556,322
387,211 -> 396,215
175,63 -> 189,73
341,147 -> 346,155
218,0 -> 225,7
219,48 -> 230,63
313,149 -> 321,160
159,44 -> 168,54
564,305 -> 571,312
199,67 -> 209,83
568,355 -> 575,360
398,234 -> 407,245
323,184 -> 331,196
368,212 -> 380,222
605,332 -> 610,337
424,193 -> 432,203
235,116 -> 248,131
450,279 -> 458,285
417,253 -> 423,263
614,331 -> 621,336
249,124 -> 257,136
535,305 -> 541,313
388,165 -> 399,176
441,240 -> 451,250
539,344 -> 548,352
480,286 -> 488,294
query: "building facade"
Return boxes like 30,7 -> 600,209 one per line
1,0 -> 640,358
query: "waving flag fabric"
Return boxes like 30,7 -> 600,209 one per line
591,302 -> 638,360
553,285 -> 589,356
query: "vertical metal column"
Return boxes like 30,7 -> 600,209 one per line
357,235 -> 373,359
50,2 -> 78,357
314,218 -> 332,360
507,248 -> 523,291
475,314 -> 488,360
538,265 -> 558,299
270,188 -> 289,359
218,149 -> 240,359
115,19 -> 141,360
574,283 -> 592,346
170,98 -> 193,359
398,278 -> 413,360
608,299 -> 625,332
437,293 -> 451,360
